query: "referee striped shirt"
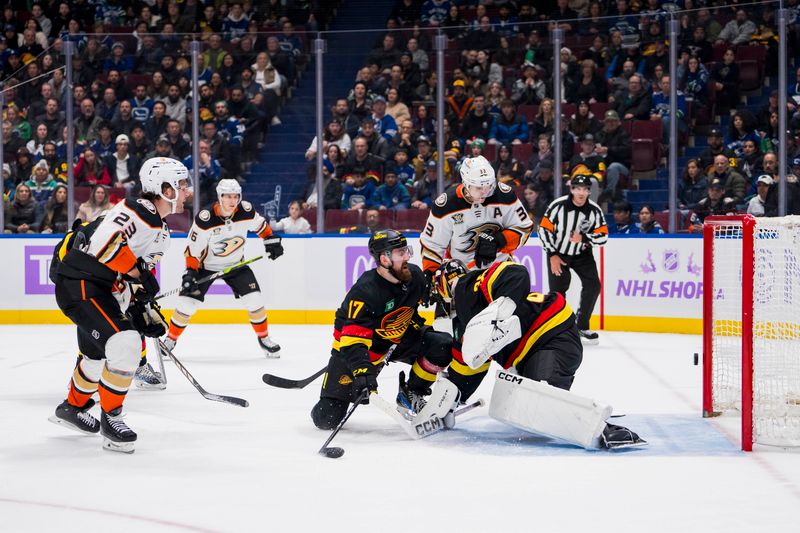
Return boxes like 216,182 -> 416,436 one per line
538,195 -> 608,256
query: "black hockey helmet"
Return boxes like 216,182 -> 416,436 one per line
433,259 -> 468,304
570,174 -> 592,189
368,229 -> 410,262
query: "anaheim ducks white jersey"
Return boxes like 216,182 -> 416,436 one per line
420,183 -> 533,271
185,200 -> 272,272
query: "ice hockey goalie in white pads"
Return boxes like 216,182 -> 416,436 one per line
461,296 -> 522,369
489,370 -> 612,449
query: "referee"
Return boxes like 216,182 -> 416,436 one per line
538,175 -> 608,344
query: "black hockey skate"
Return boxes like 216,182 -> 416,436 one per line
396,372 -> 429,421
134,362 -> 165,390
258,336 -> 281,358
601,423 -> 647,449
579,330 -> 600,345
48,399 -> 100,435
101,407 -> 137,454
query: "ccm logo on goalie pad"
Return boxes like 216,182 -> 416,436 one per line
498,372 -> 523,384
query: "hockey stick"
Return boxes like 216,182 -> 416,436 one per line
155,255 -> 264,301
153,336 -> 168,385
318,389 -> 369,459
262,365 -> 327,389
157,339 -> 249,408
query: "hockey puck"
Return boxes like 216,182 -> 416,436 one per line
319,447 -> 345,459
693,353 -> 699,366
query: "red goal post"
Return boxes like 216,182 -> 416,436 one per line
702,215 -> 800,451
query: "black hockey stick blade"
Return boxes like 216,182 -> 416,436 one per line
263,366 -> 327,389
318,389 -> 368,459
158,340 -> 249,408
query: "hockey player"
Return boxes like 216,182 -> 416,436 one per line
49,157 -> 191,453
432,258 -> 644,449
310,229 -> 454,430
164,179 -> 284,356
419,155 -> 533,305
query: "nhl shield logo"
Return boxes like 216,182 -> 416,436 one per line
663,249 -> 679,273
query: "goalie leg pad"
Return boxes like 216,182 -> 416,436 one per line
461,296 -> 522,370
489,370 -> 612,449
414,377 -> 461,421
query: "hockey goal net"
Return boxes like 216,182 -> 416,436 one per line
703,215 -> 800,450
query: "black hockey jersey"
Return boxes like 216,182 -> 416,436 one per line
452,261 -> 575,370
332,264 -> 426,370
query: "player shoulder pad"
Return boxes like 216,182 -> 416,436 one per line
434,192 -> 448,208
195,209 -> 216,229
233,204 -> 257,222
485,182 -> 518,205
431,188 -> 467,217
125,198 -> 162,227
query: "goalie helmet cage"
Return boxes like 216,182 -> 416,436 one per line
702,215 -> 800,451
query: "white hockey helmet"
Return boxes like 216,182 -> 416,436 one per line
139,157 -> 191,213
216,178 -> 242,205
460,155 -> 496,202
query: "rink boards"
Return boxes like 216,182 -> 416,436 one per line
0,234 -> 705,333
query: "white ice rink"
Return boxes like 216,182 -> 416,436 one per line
2,325 -> 799,533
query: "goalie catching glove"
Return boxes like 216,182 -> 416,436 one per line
264,236 -> 284,260
474,230 -> 506,268
127,295 -> 168,338
461,296 -> 521,369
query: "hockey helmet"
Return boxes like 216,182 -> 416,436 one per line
460,155 -> 496,201
570,174 -> 592,189
139,157 -> 191,213
368,229 -> 412,263
216,178 -> 242,204
433,259 -> 467,304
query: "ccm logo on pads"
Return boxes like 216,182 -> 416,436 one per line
498,372 -> 523,384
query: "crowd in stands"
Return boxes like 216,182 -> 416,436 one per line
3,0 -> 330,233
298,0 -> 800,235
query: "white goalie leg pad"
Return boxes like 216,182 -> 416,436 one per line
489,370 -> 612,449
461,296 -> 521,369
240,291 -> 265,312
104,330 -> 142,373
415,377 -> 460,421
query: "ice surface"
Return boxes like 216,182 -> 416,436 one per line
2,325 -> 799,533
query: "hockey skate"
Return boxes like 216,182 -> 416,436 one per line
161,336 -> 176,353
48,399 -> 100,435
579,330 -> 600,345
134,362 -> 166,390
395,372 -> 429,421
601,423 -> 647,449
258,336 -> 281,358
101,407 -> 137,454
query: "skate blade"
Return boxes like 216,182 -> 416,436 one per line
102,437 -> 135,454
580,338 -> 600,346
606,438 -> 648,450
48,416 -> 100,435
134,381 -> 167,390
263,350 -> 281,359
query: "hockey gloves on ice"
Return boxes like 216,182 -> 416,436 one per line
127,298 -> 168,338
181,269 -> 201,297
137,265 -> 160,301
264,236 -> 284,260
421,269 -> 436,307
474,230 -> 507,268
351,365 -> 378,404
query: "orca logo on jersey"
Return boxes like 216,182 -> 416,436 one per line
460,222 -> 502,253
375,306 -> 414,342
212,236 -> 246,257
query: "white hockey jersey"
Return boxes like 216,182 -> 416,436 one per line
185,200 -> 272,272
419,183 -> 533,272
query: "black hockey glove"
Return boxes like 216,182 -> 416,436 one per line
351,364 -> 379,404
181,269 -> 201,297
137,266 -> 160,301
421,269 -> 436,307
127,298 -> 168,338
264,236 -> 284,260
474,230 -> 507,268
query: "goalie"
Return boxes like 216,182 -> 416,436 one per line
432,259 -> 645,449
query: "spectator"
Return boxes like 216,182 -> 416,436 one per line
607,58 -> 638,96
102,42 -> 133,73
568,59 -> 608,104
711,48 -> 740,112
26,123 -> 50,159
128,124 -> 151,162
595,110 -> 631,199
75,98 -> 103,144
129,84 -> 155,122
637,205 -> 665,234
299,165 -> 343,212
493,144 -> 523,185
693,178 -> 736,223
445,80 -> 473,136
610,200 -> 639,234
341,167 -> 377,210
529,159 -> 556,205
342,136 -> 385,184
410,135 -> 449,181
6,105 -> 31,143
385,87 -> 410,125
144,100 -> 170,141
757,91 -> 783,133
726,111 -> 761,159
348,81 -> 373,121
393,147 -> 416,188
35,98 -> 65,140
512,62 -> 546,105
708,154 -> 747,204
464,15 -> 500,53
271,200 -> 312,234
370,96 -> 399,141
182,139 -> 223,205
373,168 -> 411,210
392,0 -> 421,27
90,123 -> 115,159
525,134 -> 555,180
739,139 -> 764,186
715,9 -> 756,47
530,98 -> 556,139
522,183 -> 548,228
461,94 -> 492,142
569,133 -> 607,200
96,88 -> 119,123
392,119 -> 418,157
411,104 -> 435,138
25,159 -> 57,203
410,160 -> 445,209
679,159 -> 708,209
747,175 -> 773,216
406,38 -> 429,72
679,56 -> 710,115
306,119 -> 352,161
4,182 -> 40,233
223,2 -> 250,43
358,118 -> 392,160
39,183 -> 69,234
698,127 -> 736,171
489,99 -> 529,145
105,134 -> 139,190
331,98 -> 361,140
612,74 -> 652,121
569,100 -> 602,137
494,36 -> 520,68
650,75 -> 687,144
764,172 -> 800,216
74,148 -> 110,187
398,52 -> 422,92
442,4 -> 467,40
368,33 -> 401,74
421,0 -> 451,26
202,33 -> 226,71
110,100 -> 136,137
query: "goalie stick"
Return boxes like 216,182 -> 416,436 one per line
155,256 -> 264,301
262,365 -> 327,389
157,339 -> 249,408
371,393 -> 485,440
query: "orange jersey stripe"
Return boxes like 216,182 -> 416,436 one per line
89,298 -> 120,333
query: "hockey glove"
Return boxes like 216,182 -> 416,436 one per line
137,267 -> 160,301
421,269 -> 436,307
127,298 -> 168,338
351,365 -> 379,404
474,230 -> 507,268
181,269 -> 201,297
264,236 -> 284,260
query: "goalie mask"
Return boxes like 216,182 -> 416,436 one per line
433,259 -> 468,305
